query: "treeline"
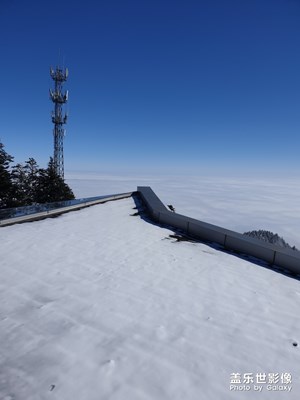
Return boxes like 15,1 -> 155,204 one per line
0,142 -> 75,209
244,229 -> 298,252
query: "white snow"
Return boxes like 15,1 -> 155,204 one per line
1,197 -> 300,399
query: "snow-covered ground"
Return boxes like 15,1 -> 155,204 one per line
1,197 -> 299,399
66,173 -> 300,249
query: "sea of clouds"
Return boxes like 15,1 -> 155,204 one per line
66,173 -> 300,249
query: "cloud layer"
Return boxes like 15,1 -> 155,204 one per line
67,173 -> 300,249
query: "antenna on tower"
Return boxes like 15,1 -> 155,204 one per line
49,64 -> 69,179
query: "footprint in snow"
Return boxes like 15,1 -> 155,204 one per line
156,325 -> 168,340
102,359 -> 116,375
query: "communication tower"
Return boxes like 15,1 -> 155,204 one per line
49,66 -> 69,179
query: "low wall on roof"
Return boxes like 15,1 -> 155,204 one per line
0,192 -> 133,227
137,186 -> 300,275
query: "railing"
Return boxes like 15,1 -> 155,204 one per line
0,192 -> 133,227
137,186 -> 300,275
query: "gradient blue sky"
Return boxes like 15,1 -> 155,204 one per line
0,0 -> 299,176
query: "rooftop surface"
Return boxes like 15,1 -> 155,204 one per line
1,197 -> 299,399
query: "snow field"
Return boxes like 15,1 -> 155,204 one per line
0,197 -> 300,399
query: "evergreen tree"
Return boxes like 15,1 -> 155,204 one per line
24,158 -> 40,203
0,142 -> 14,208
244,230 -> 298,252
35,157 -> 75,203
11,163 -> 28,206
11,158 -> 40,206
1,142 -> 75,208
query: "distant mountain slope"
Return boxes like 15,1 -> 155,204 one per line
244,230 -> 298,251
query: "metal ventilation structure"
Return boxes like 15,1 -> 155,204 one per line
49,66 -> 69,179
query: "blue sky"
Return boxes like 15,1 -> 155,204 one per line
0,0 -> 299,176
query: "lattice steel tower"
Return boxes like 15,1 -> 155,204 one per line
49,66 -> 69,179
